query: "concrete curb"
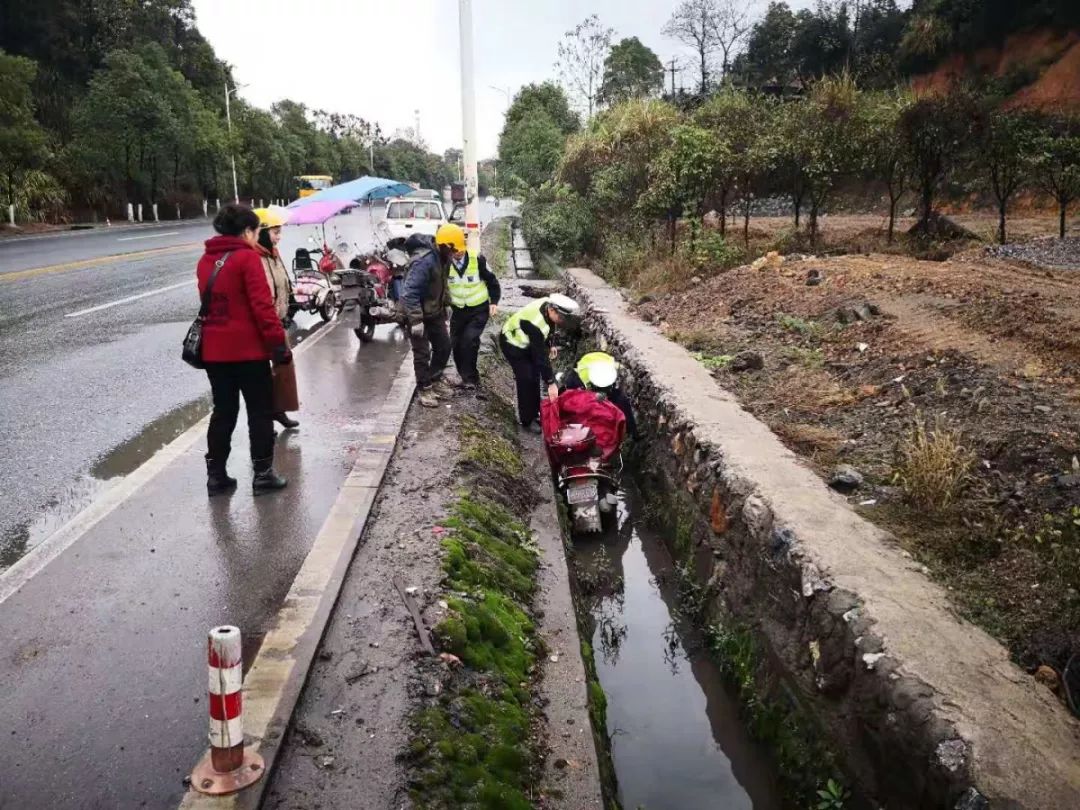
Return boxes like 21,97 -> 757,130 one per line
565,267 -> 1080,809
527,444 -> 604,809
179,352 -> 416,810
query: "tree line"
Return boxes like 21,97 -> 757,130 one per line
496,0 -> 1080,263
0,0 -> 465,223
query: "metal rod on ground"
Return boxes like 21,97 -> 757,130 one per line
458,0 -> 480,254
189,625 -> 264,795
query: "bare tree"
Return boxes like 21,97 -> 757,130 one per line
556,15 -> 614,121
711,0 -> 754,79
663,0 -> 719,94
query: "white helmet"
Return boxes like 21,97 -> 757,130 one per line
589,361 -> 618,389
546,293 -> 581,329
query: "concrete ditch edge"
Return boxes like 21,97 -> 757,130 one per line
566,267 -> 1080,809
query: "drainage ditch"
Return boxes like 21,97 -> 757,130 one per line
569,473 -> 786,810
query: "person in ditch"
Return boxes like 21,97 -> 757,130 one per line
562,351 -> 639,440
441,224 -> 501,393
499,294 -> 582,434
399,231 -> 453,408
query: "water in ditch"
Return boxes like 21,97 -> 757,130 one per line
573,480 -> 782,810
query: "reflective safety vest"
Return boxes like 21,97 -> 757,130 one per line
502,297 -> 550,349
575,351 -> 618,387
448,253 -> 489,309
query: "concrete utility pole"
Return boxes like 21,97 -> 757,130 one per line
225,83 -> 242,203
414,109 -> 421,145
458,0 -> 480,253
667,57 -> 681,96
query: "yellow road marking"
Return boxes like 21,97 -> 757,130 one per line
0,243 -> 201,283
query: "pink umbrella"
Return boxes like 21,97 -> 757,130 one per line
285,199 -> 358,226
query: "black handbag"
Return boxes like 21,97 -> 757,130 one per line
181,251 -> 232,369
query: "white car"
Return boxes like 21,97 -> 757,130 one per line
378,197 -> 446,242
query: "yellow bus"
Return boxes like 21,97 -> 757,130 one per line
295,175 -> 333,198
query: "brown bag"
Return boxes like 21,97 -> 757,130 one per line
272,362 -> 300,412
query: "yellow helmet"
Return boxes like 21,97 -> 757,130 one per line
255,206 -> 289,229
435,223 -> 466,252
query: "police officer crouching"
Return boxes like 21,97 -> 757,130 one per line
499,294 -> 581,434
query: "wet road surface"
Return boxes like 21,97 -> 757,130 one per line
0,221 -> 213,276
575,483 -> 782,810
0,322 -> 408,809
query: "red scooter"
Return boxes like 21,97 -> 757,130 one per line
541,388 -> 626,535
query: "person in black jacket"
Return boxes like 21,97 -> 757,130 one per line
399,232 -> 451,408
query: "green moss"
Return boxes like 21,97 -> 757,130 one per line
410,693 -> 533,810
407,410 -> 547,809
459,415 -> 524,478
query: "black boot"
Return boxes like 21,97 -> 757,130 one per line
274,412 -> 300,429
206,457 -> 237,497
253,457 -> 288,495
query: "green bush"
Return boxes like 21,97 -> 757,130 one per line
684,230 -> 744,271
520,181 -> 596,264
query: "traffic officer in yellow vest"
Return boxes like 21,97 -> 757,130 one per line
561,351 -> 639,440
499,294 -> 582,434
439,223 -> 501,391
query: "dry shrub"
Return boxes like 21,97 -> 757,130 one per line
769,365 -> 856,412
773,422 -> 845,454
893,413 -> 974,513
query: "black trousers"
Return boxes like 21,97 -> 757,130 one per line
409,315 -> 451,389
500,334 -> 542,426
450,304 -> 489,385
205,360 -> 275,463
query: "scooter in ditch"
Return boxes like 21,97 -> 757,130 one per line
541,388 -> 627,535
289,241 -> 343,322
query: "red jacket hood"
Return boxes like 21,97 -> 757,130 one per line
203,235 -> 253,257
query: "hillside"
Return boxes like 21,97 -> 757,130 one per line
913,28 -> 1080,110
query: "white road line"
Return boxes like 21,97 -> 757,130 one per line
64,279 -> 191,318
117,231 -> 180,242
0,320 -> 341,608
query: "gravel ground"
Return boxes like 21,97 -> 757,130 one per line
986,236 -> 1080,270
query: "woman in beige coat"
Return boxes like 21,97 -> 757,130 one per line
255,207 -> 299,429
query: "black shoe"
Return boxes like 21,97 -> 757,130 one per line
520,421 -> 543,436
206,457 -> 237,497
274,412 -> 300,429
252,458 -> 288,494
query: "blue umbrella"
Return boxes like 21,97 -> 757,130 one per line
287,175 -> 414,208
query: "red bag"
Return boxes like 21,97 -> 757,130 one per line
541,389 -> 626,462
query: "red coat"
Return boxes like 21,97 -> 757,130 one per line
196,236 -> 286,362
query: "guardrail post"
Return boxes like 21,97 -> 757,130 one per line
189,626 -> 264,795
152,203 -> 159,222
127,203 -> 134,223
137,204 -> 143,223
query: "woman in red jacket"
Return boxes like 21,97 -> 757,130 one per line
197,203 -> 290,496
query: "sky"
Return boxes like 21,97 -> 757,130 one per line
190,0 -> 822,160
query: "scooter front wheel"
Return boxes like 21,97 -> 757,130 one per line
319,296 -> 336,322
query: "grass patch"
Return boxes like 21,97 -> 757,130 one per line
892,412 -> 974,514
776,313 -> 823,337
692,351 -> 733,371
459,414 -> 523,478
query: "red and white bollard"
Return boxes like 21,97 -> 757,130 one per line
190,626 -> 264,795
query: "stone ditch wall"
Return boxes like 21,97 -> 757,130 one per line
565,267 -> 1080,809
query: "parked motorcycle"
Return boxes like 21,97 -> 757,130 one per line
541,388 -> 626,535
342,247 -> 409,343
289,243 -> 343,322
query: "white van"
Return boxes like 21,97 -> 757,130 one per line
378,197 -> 447,242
